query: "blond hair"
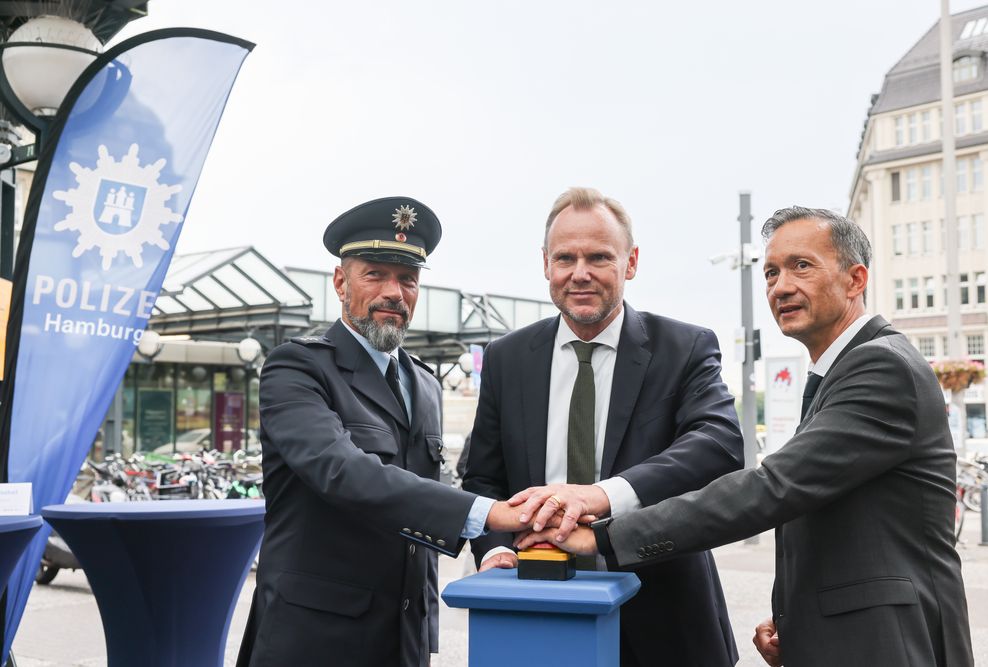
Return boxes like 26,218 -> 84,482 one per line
544,187 -> 634,249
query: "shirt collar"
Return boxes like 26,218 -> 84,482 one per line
554,307 -> 625,351
341,320 -> 398,376
808,314 -> 872,377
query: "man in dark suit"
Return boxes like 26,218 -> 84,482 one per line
517,206 -> 975,667
462,187 -> 745,666
237,197 -> 523,667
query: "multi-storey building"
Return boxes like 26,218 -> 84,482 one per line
849,5 -> 988,438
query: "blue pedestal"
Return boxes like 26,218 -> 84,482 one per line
0,516 -> 42,595
442,568 -> 641,667
42,500 -> 264,667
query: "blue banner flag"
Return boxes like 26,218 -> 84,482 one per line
0,29 -> 252,660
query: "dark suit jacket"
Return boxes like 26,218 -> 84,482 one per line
237,321 -> 477,667
600,316 -> 975,667
463,304 -> 744,667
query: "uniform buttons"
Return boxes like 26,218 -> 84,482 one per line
409,544 -> 416,555
402,528 -> 411,534
437,539 -> 446,547
637,547 -> 646,558
402,599 -> 409,611
664,541 -> 674,551
414,531 -> 423,538
426,535 -> 433,543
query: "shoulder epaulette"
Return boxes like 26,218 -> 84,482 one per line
409,354 -> 439,378
290,336 -> 331,346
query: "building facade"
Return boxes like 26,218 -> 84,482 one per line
849,6 -> 988,438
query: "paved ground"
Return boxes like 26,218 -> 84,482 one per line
10,518 -> 988,666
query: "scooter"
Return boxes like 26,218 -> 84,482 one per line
36,529 -> 81,585
35,493 -> 87,585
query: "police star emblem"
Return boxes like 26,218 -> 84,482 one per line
393,205 -> 417,231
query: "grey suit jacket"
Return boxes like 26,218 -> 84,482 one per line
599,316 -> 974,667
237,321 -> 477,667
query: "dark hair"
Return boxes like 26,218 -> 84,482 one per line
761,206 -> 871,270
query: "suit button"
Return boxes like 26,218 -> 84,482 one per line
414,531 -> 423,538
437,539 -> 446,547
665,541 -> 674,551
637,547 -> 646,558
409,544 -> 416,555
402,599 -> 409,611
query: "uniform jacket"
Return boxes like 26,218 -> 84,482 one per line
602,316 -> 975,667
237,320 -> 477,667
463,304 -> 744,667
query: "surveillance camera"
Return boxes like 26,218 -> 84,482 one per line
0,144 -> 11,165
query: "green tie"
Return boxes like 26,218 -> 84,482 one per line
567,341 -> 600,485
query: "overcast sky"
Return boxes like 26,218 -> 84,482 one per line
112,1 -> 985,389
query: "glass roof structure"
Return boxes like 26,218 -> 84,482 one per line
150,247 -> 554,366
150,247 -> 311,347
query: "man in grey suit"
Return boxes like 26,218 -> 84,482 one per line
515,206 -> 974,667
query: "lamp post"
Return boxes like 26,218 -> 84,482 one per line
237,336 -> 262,452
136,329 -> 163,362
0,15 -> 102,279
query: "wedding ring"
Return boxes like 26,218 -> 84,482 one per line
548,494 -> 564,507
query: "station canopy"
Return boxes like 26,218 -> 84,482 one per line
151,246 -> 556,367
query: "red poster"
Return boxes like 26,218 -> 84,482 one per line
213,391 -> 245,452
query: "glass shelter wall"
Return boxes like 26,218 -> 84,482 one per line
96,361 -> 260,460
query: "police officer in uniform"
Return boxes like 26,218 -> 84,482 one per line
237,197 -> 521,667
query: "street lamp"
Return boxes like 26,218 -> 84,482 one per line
1,16 -> 101,122
237,336 -> 262,452
0,14 -> 102,279
136,328 -> 163,361
456,351 -> 474,394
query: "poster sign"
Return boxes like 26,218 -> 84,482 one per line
137,388 -> 174,451
764,356 -> 804,454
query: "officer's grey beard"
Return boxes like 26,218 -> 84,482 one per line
344,298 -> 410,352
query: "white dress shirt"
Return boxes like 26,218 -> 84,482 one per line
807,314 -> 872,378
545,309 -> 641,516
339,322 -> 493,538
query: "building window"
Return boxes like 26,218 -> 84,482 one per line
957,159 -> 968,193
894,279 -> 904,311
908,113 -> 918,143
892,224 -> 904,256
974,157 -> 984,191
917,337 -> 936,358
943,335 -> 950,356
925,276 -> 936,308
975,214 -> 985,249
922,221 -> 934,254
973,100 -> 984,133
961,273 -> 971,305
968,334 -> 985,358
954,56 -> 980,83
961,18 -> 988,40
907,222 -> 919,255
921,165 -> 932,199
891,171 -> 901,202
909,278 -> 920,309
895,116 -> 904,146
921,110 -> 932,141
906,168 -> 918,201
976,271 -> 987,304
959,215 -> 970,250
957,102 -> 968,135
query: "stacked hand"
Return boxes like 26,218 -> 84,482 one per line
481,484 -> 607,570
